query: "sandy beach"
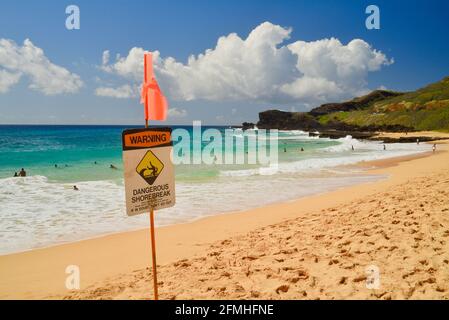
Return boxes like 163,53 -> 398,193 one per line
374,131 -> 449,140
2,1 -> 449,305
1,138 -> 448,300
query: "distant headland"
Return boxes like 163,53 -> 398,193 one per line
242,76 -> 449,142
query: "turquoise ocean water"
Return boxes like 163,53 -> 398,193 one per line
0,125 -> 430,254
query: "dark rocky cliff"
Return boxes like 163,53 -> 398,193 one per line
256,109 -> 409,133
253,90 -> 409,134
246,76 -> 449,136
309,90 -> 403,116
257,110 -> 322,130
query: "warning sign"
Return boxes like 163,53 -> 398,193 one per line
122,128 -> 175,216
136,150 -> 164,185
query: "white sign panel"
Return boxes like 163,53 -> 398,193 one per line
122,128 -> 175,216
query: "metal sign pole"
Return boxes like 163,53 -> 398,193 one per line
145,121 -> 158,300
149,207 -> 158,300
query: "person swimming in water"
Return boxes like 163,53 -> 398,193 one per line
110,164 -> 117,169
19,168 -> 26,177
73,185 -> 79,191
13,172 -> 18,177
300,147 -> 304,152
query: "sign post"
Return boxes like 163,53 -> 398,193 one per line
149,206 -> 157,299
122,127 -> 175,300
122,52 -> 170,300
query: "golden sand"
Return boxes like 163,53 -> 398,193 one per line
1,138 -> 448,300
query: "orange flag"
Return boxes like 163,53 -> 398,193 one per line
141,52 -> 168,121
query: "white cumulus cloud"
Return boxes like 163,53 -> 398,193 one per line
0,38 -> 83,95
168,107 -> 187,118
95,84 -> 136,98
97,21 -> 393,108
0,69 -> 21,93
102,50 -> 110,66
100,47 -> 148,81
283,38 -> 393,102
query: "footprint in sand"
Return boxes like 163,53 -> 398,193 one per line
275,284 -> 289,294
339,277 -> 348,285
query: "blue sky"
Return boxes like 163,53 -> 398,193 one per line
0,0 -> 448,125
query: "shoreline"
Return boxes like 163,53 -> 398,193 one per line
0,141 -> 447,299
0,147 -> 428,257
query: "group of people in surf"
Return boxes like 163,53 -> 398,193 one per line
13,162 -> 120,192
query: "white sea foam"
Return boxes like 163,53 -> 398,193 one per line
278,129 -> 308,135
0,176 -> 128,254
0,171 -> 384,255
220,137 -> 430,177
0,134 -> 431,255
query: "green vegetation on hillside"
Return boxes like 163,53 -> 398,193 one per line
317,77 -> 449,131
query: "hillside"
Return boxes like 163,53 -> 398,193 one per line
255,76 -> 449,132
309,90 -> 403,116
